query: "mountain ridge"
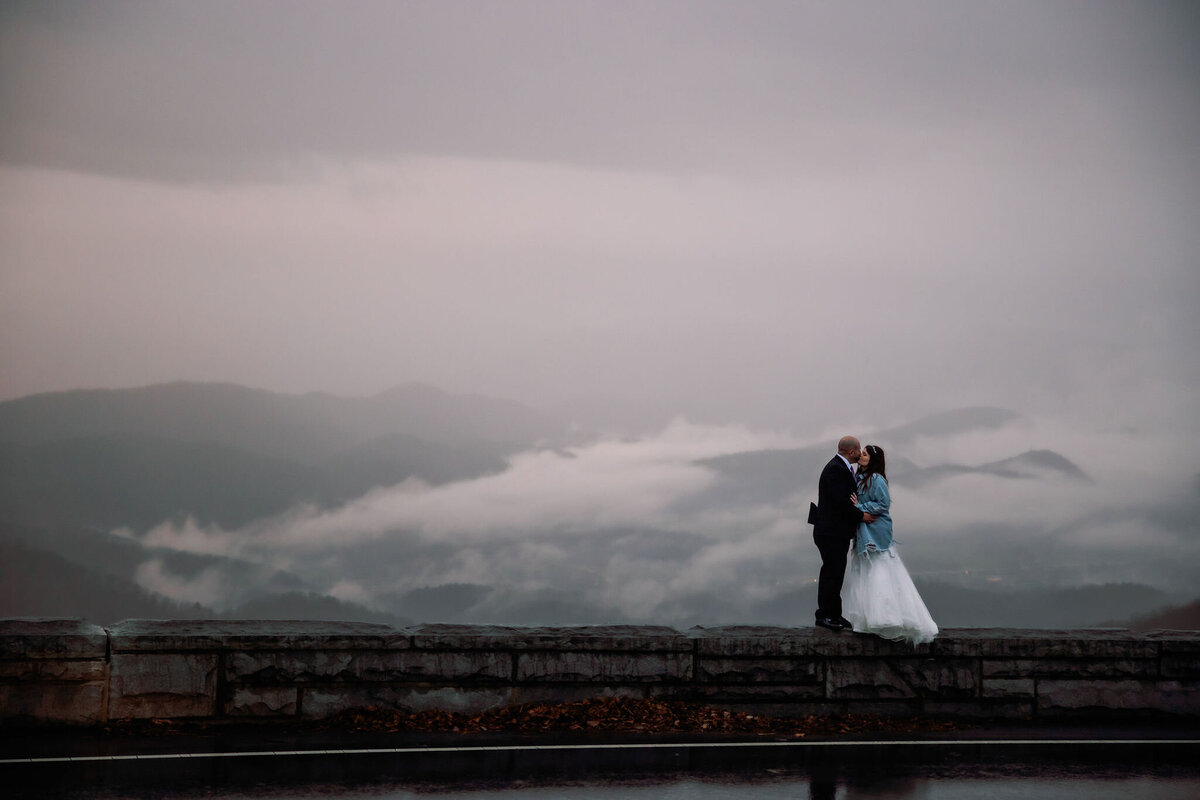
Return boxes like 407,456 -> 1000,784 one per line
0,381 -> 566,457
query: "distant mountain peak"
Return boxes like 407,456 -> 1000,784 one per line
990,449 -> 1093,482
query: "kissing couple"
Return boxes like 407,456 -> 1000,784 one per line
809,435 -> 938,645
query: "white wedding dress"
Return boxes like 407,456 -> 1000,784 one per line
842,545 -> 939,645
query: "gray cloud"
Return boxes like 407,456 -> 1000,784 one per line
3,2 -> 1196,181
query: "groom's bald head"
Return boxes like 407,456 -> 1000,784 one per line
838,436 -> 861,456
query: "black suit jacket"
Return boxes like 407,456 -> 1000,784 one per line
812,455 -> 864,539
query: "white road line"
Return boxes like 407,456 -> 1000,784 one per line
1,738 -> 1197,765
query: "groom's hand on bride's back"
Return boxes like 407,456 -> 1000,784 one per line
862,512 -> 878,523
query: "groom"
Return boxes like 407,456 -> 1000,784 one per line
811,435 -> 876,632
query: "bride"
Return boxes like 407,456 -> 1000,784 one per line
842,444 -> 939,645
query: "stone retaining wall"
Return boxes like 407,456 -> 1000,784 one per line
2,619 -> 1198,726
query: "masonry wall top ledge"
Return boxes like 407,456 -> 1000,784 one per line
107,619 -> 412,652
3,618 -> 1195,659
0,618 -> 107,660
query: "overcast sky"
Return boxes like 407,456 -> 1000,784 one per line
2,0 -> 1198,433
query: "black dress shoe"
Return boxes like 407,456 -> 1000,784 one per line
815,617 -> 845,632
836,616 -> 854,630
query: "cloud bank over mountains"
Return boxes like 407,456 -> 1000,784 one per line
12,383 -> 1176,628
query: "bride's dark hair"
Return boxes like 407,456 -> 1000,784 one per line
859,444 -> 887,484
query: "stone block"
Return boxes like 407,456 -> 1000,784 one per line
1041,681 -> 1200,714
982,658 -> 1156,679
690,626 -> 923,657
0,619 -> 108,660
0,657 -> 106,683
1151,634 -> 1200,678
407,624 -> 521,650
37,660 -> 109,682
512,626 -> 691,652
0,660 -> 38,680
300,685 -> 514,718
1037,679 -> 1167,713
689,626 -> 817,657
511,685 -> 646,706
226,650 -> 511,683
109,619 -> 409,653
516,651 -> 691,683
0,681 -> 106,724
1147,631 -> 1200,650
358,651 -> 511,683
982,678 -> 1035,699
932,629 -> 1156,659
1154,681 -> 1200,714
696,657 -> 820,684
409,624 -> 692,652
827,658 -> 976,700
226,650 -> 353,682
1162,655 -> 1200,679
109,653 -> 218,718
225,686 -> 298,717
981,658 -> 1034,678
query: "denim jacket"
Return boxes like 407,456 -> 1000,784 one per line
854,473 -> 894,555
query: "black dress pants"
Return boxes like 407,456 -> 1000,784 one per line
813,533 -> 850,620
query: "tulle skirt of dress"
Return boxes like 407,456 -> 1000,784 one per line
843,546 -> 938,645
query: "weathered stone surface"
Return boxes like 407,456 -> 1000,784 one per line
226,686 -> 298,717
827,658 -> 976,699
43,660 -> 108,682
981,658 -> 1034,678
226,650 -> 510,683
410,624 -> 691,652
932,629 -> 1156,659
109,653 -> 218,718
982,658 -> 1156,679
301,686 -> 514,718
364,651 -> 510,682
407,624 -> 521,650
0,681 -> 106,724
689,626 -> 922,657
226,651 -> 353,682
696,657 -> 820,684
0,618 -> 108,660
0,660 -> 37,680
517,626 -> 691,652
1161,655 -> 1200,678
516,651 -> 691,683
1154,681 -> 1200,714
982,678 -> 1035,699
1037,679 -> 1164,712
689,626 -> 816,657
109,619 -> 409,652
0,658 -> 108,681
1147,631 -> 1200,649
1150,632 -> 1200,678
